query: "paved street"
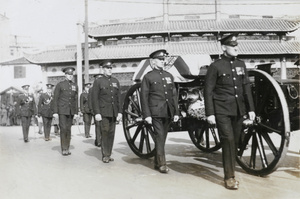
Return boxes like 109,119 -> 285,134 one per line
0,124 -> 299,199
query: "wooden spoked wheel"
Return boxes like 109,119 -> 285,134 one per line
122,83 -> 155,159
236,69 -> 290,176
188,119 -> 221,152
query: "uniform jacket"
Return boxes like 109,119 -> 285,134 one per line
141,68 -> 179,118
53,79 -> 78,115
92,75 -> 121,117
204,55 -> 255,116
80,91 -> 92,114
38,92 -> 54,118
16,93 -> 37,117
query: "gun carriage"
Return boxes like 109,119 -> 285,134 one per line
122,54 -> 299,176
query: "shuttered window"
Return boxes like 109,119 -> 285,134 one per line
14,66 -> 26,78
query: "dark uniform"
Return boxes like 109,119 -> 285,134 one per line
204,33 -> 255,189
89,74 -> 102,147
141,49 -> 179,173
53,67 -> 78,155
92,61 -> 121,163
38,84 -> 54,141
80,83 -> 93,138
16,85 -> 37,142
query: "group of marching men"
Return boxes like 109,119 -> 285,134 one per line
17,60 -> 122,162
16,33 -> 257,190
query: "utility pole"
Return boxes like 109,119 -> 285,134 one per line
76,22 -> 83,102
84,0 -> 89,84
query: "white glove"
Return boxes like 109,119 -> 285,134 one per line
117,113 -> 122,121
173,115 -> 179,122
248,111 -> 256,121
74,114 -> 79,120
53,113 -> 58,119
207,115 -> 216,126
145,117 -> 152,124
95,114 -> 102,121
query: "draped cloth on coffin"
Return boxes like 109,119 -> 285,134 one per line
132,54 -> 212,83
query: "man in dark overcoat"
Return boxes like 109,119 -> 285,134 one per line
80,83 -> 93,138
89,74 -> 102,147
16,85 -> 37,142
38,84 -> 54,141
53,67 -> 79,156
204,33 -> 255,190
140,49 -> 179,173
92,61 -> 122,163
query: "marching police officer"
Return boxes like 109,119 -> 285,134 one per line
140,49 -> 179,173
204,33 -> 255,190
53,67 -> 79,156
92,61 -> 122,163
17,85 -> 37,142
89,74 -> 102,147
80,83 -> 93,138
38,84 -> 54,141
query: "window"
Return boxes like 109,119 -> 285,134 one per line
121,64 -> 127,68
14,66 -> 26,78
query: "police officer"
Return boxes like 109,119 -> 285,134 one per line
38,84 -> 54,141
140,49 -> 179,173
53,67 -> 79,156
204,33 -> 255,190
17,85 -> 37,142
92,61 -> 122,163
80,83 -> 93,138
89,74 -> 102,147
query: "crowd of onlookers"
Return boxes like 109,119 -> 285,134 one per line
0,103 -> 20,126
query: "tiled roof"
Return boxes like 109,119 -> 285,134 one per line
24,41 -> 300,64
0,57 -> 31,65
89,19 -> 300,37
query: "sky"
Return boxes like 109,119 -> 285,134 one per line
1,0 -> 300,46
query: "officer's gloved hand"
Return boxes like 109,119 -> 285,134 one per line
173,115 -> 179,122
74,114 -> 79,120
53,113 -> 58,119
117,113 -> 122,121
248,111 -> 256,121
207,115 -> 216,127
95,114 -> 102,121
145,117 -> 152,124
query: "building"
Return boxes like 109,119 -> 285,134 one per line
23,18 -> 300,89
0,57 -> 43,92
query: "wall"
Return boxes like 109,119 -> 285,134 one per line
0,64 -> 44,93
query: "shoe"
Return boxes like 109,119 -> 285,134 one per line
24,139 -> 29,143
67,151 -> 71,155
158,165 -> 169,173
224,178 -> 239,190
95,140 -> 101,147
102,157 -> 110,163
109,157 -> 114,162
62,150 -> 68,156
